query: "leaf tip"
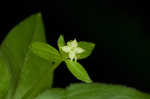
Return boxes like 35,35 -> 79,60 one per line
36,12 -> 42,17
85,78 -> 93,83
59,34 -> 64,40
91,43 -> 95,48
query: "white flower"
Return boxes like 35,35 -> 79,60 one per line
61,39 -> 84,61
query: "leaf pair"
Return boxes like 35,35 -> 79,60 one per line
30,35 -> 95,83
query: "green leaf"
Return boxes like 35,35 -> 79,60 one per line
14,50 -> 62,99
0,50 -> 10,99
77,41 -> 95,60
30,42 -> 61,61
1,13 -> 46,79
35,88 -> 65,99
0,13 -> 57,99
35,83 -> 150,99
66,83 -> 150,99
57,35 -> 65,51
57,35 -> 68,60
65,60 -> 92,83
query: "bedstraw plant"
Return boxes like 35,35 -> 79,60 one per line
0,13 -> 150,99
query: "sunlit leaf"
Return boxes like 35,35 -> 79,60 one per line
65,60 -> 92,83
57,35 -> 65,51
30,42 -> 61,61
77,41 -> 95,60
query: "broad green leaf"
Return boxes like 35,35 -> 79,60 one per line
77,41 -> 95,59
0,13 -> 56,99
1,13 -> 46,80
66,83 -> 150,99
57,35 -> 65,51
35,83 -> 150,99
30,42 -> 61,61
65,60 -> 92,83
14,50 -> 62,99
0,50 -> 10,99
35,88 -> 65,99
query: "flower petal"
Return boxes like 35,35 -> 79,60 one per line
69,51 -> 76,61
68,39 -> 78,48
61,46 -> 71,53
75,47 -> 85,54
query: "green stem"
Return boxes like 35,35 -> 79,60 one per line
50,59 -> 63,72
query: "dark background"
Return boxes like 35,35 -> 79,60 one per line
0,0 -> 150,93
